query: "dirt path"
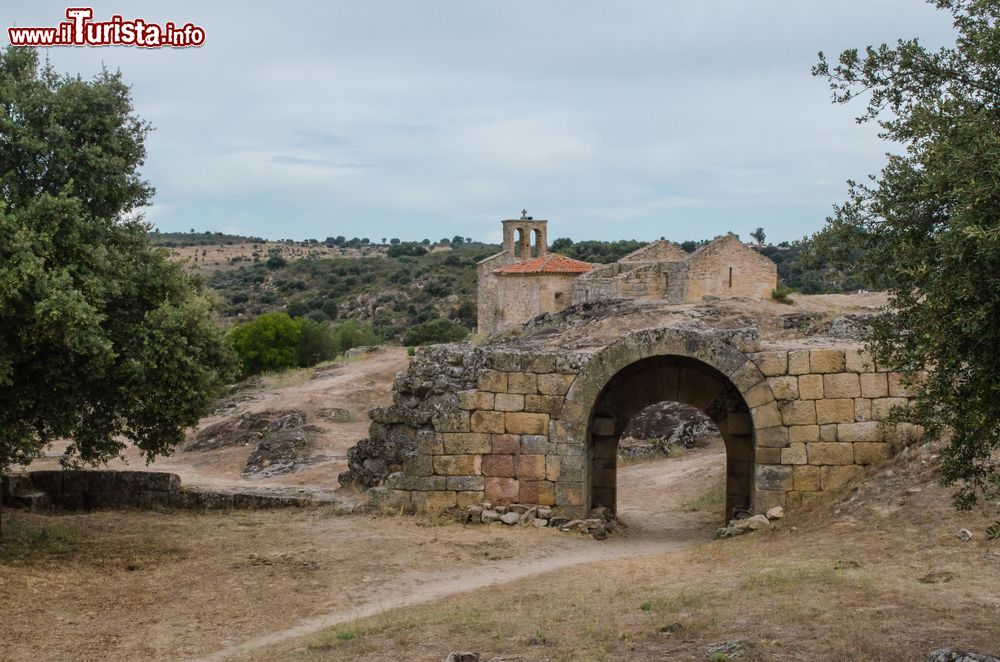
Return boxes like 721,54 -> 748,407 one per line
204,445 -> 728,661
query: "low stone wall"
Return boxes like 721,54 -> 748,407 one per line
1,471 -> 351,511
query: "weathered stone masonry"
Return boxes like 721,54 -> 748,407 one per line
342,326 -> 921,520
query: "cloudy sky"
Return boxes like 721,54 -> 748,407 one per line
5,2 -> 954,243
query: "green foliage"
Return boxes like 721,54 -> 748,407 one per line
403,318 -> 469,346
771,284 -> 796,305
550,238 -> 647,263
387,242 -> 428,258
750,227 -> 766,245
149,231 -> 264,248
406,346 -> 416,357
330,320 -> 380,354
986,522 -> 1000,541
296,318 -> 339,367
0,47 -> 234,474
814,0 -> 1000,506
227,313 -> 302,376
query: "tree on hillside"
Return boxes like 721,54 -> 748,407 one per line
813,0 -> 1000,506
0,47 -> 234,537
750,227 -> 766,246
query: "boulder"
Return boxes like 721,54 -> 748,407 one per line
765,506 -> 785,520
499,512 -> 520,525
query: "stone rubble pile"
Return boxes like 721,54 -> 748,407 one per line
459,502 -> 616,540
716,505 -> 784,538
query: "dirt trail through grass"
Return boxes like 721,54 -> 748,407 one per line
199,445 -> 728,661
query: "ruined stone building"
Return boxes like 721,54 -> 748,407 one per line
477,213 -> 778,336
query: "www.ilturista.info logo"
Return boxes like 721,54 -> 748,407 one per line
8,8 -> 205,48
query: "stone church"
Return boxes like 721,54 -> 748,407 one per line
476,213 -> 778,336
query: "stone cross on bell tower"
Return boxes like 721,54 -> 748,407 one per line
502,211 -> 548,260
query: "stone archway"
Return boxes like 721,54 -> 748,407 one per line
557,328 -> 776,519
587,355 -> 752,521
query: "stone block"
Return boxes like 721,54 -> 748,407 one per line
854,442 -> 894,465
844,347 -> 874,372
793,465 -> 822,491
819,424 -> 838,441
537,373 -> 575,396
860,372 -> 889,398
471,410 -> 506,434
415,430 -> 444,455
432,454 -> 481,476
433,410 -> 470,433
754,489 -> 786,514
401,454 -> 434,476
592,416 -> 616,436
743,382 -> 775,408
821,465 -> 864,490
872,397 -> 908,421
494,393 -> 525,412
458,390 -> 494,411
506,412 -> 549,435
557,442 -> 585,456
751,402 -> 782,429
752,351 -> 788,376
788,425 -> 819,443
756,447 -> 781,464
888,372 -> 922,397
837,421 -> 882,443
788,350 -> 811,375
385,473 -> 446,491
755,464 -> 794,491
810,349 -> 846,374
411,490 -> 457,511
524,394 -> 563,417
484,476 -> 519,504
555,454 -> 585,481
780,400 -> 816,426
554,481 -> 584,506
797,374 -> 824,400
520,434 -> 552,455
545,455 -> 561,481
456,490 -> 485,509
491,433 -> 520,454
477,370 -> 507,393
515,454 -> 547,480
442,432 -> 491,455
816,399 -> 855,424
807,442 -> 854,465
756,426 -> 789,448
854,398 -> 872,422
781,442 -> 808,465
508,372 -> 538,394
823,373 -> 860,399
447,476 -> 485,491
482,454 -> 516,478
768,376 -> 798,401
519,480 -> 555,506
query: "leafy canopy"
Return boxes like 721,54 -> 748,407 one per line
0,47 -> 234,470
813,0 -> 1000,506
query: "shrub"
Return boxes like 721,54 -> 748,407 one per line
406,346 -> 416,357
228,312 -> 302,376
403,318 -> 468,346
296,318 -> 338,367
331,320 -> 380,354
772,284 -> 796,305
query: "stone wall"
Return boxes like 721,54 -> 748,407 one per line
490,273 -> 579,333
683,236 -> 777,301
343,330 -> 920,520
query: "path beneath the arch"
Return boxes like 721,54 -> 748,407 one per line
199,444 -> 727,661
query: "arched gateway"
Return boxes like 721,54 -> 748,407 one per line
343,303 -> 920,522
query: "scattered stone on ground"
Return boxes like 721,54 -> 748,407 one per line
704,640 -> 754,658
456,501 -> 613,539
617,401 -> 718,461
444,653 -> 480,662
242,425 -> 322,478
316,407 -> 354,422
186,410 -> 307,452
927,648 -> 1000,662
957,528 -> 973,541
345,345 -> 381,358
919,571 -> 957,584
310,364 -> 345,380
817,312 -> 876,340
212,377 -> 264,416
716,510 -> 783,538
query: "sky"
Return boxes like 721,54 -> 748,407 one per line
4,2 -> 955,244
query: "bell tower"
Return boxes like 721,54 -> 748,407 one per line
501,210 -> 548,259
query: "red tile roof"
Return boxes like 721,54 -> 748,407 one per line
494,253 -> 594,275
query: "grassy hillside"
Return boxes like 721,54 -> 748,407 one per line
207,243 -> 498,342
